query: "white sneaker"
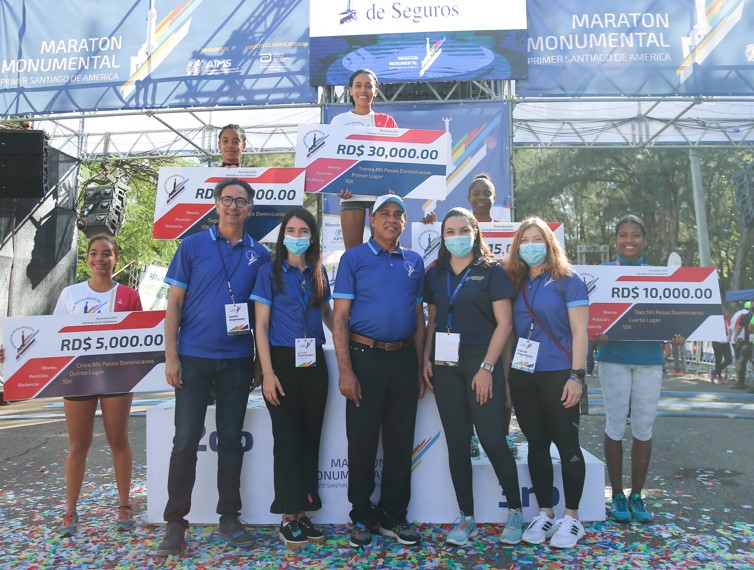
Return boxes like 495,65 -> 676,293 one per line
521,512 -> 557,544
549,515 -> 585,548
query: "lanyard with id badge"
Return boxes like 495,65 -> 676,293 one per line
511,277 -> 541,373
435,267 -> 472,366
293,271 -> 317,367
217,237 -> 252,336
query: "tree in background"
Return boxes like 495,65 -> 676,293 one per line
512,147 -> 754,291
75,152 -> 319,283
76,159 -> 180,284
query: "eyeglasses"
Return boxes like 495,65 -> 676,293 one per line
218,196 -> 250,208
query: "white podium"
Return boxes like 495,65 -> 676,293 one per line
147,347 -> 605,524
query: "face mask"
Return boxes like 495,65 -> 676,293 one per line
284,235 -> 311,256
444,235 -> 474,258
519,242 -> 547,267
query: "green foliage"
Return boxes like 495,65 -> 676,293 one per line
76,159 -> 182,284
512,147 -> 754,290
74,152 -> 314,282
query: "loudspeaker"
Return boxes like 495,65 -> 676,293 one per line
77,184 -> 128,237
733,162 -> 754,229
0,129 -> 49,199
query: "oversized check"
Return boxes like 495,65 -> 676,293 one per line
153,167 -> 305,240
2,311 -> 167,400
412,222 -> 565,266
574,266 -> 726,341
295,124 -> 448,199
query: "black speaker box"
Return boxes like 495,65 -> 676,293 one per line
0,130 -> 49,199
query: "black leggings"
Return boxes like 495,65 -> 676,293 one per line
712,341 -> 732,376
433,345 -> 521,515
266,346 -> 329,514
509,368 -> 585,511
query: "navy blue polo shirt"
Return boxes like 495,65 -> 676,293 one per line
165,225 -> 271,359
333,237 -> 424,342
425,259 -> 514,345
251,261 -> 331,347
512,271 -> 589,371
596,256 -> 664,365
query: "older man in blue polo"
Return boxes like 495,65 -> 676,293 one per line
332,194 -> 426,548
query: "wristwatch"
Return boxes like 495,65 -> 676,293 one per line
570,368 -> 586,383
480,362 -> 495,373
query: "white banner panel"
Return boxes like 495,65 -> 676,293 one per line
147,348 -> 605,524
295,124 -> 448,199
412,221 -> 566,267
310,0 -> 527,37
153,167 -> 305,240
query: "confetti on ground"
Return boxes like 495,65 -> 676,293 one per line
0,460 -> 752,569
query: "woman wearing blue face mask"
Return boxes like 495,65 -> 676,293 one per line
422,208 -> 524,546
251,208 -> 333,549
505,216 -> 590,549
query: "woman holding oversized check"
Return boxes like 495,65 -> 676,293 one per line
505,217 -> 589,549
594,215 -> 683,525
330,69 -> 399,250
55,235 -> 142,537
251,208 -> 333,550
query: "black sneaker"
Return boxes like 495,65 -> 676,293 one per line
279,519 -> 309,550
378,520 -> 421,546
298,515 -> 325,544
218,515 -> 254,548
349,522 -> 373,548
155,522 -> 185,557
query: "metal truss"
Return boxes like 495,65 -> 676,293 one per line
511,96 -> 754,149
7,82 -> 754,161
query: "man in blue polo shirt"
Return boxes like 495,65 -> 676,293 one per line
155,178 -> 271,556
333,194 -> 426,548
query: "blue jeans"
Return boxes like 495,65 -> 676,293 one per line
163,355 -> 253,526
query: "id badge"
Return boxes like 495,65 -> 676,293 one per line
511,338 -> 539,373
435,332 -> 460,366
295,337 -> 317,367
224,303 -> 251,335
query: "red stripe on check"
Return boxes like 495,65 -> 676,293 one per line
4,356 -> 73,400
587,302 -> 633,338
59,311 -> 165,333
303,158 -> 358,192
153,204 -> 214,239
345,130 -> 445,144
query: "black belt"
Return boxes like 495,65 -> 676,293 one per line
350,333 -> 413,351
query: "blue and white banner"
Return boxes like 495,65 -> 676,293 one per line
518,0 -> 754,97
321,101 -> 510,286
0,0 -> 315,115
309,0 -> 527,85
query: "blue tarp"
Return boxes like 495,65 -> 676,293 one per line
726,289 -> 754,302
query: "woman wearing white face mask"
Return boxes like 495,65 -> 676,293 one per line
505,216 -> 590,549
252,208 -> 334,550
422,208 -> 524,546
